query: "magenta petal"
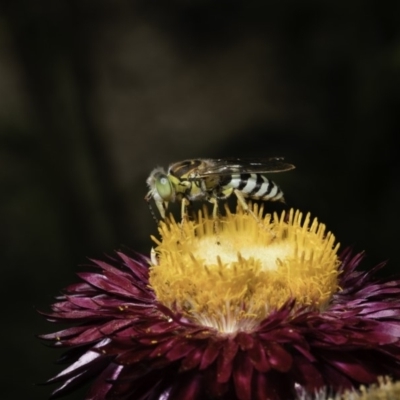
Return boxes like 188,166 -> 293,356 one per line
117,252 -> 150,281
327,354 -> 382,383
236,331 -> 254,350
77,272 -> 137,298
267,342 -> 292,372
292,344 -> 316,362
144,320 -> 180,334
38,325 -> 89,341
149,337 -> 180,358
319,363 -> 354,389
85,363 -> 123,400
67,295 -> 105,309
205,366 -> 229,397
150,334 -> 189,356
216,339 -> 238,383
247,339 -> 271,372
166,340 -> 195,361
180,347 -> 203,371
199,339 -> 223,370
291,354 -> 325,390
378,322 -> 400,338
65,321 -> 133,345
253,371 -> 270,400
99,320 -> 134,336
253,371 -> 294,400
47,350 -> 104,382
233,351 -> 253,400
169,373 -> 202,400
115,347 -> 154,364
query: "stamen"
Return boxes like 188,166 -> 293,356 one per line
149,205 -> 340,333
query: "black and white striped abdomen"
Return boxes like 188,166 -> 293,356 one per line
225,173 -> 284,201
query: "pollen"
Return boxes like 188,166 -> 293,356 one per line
149,205 -> 340,333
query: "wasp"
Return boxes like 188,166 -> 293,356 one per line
145,157 -> 295,221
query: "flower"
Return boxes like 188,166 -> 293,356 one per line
40,205 -> 400,400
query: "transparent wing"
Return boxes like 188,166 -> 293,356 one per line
196,157 -> 295,177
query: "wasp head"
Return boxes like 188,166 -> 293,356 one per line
146,167 -> 176,219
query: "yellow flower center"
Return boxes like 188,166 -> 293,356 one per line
149,205 -> 340,333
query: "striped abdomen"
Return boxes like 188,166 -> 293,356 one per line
222,173 -> 284,201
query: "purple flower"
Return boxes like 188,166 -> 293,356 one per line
40,207 -> 400,399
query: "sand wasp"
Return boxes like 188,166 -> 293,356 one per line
145,157 -> 295,222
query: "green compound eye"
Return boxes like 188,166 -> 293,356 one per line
155,174 -> 173,200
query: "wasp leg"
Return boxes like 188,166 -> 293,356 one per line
233,189 -> 276,238
233,189 -> 251,213
180,197 -> 191,223
216,187 -> 254,218
209,196 -> 219,224
208,197 -> 219,219
208,197 -> 221,243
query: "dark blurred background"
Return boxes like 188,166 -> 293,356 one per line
1,1 -> 399,399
